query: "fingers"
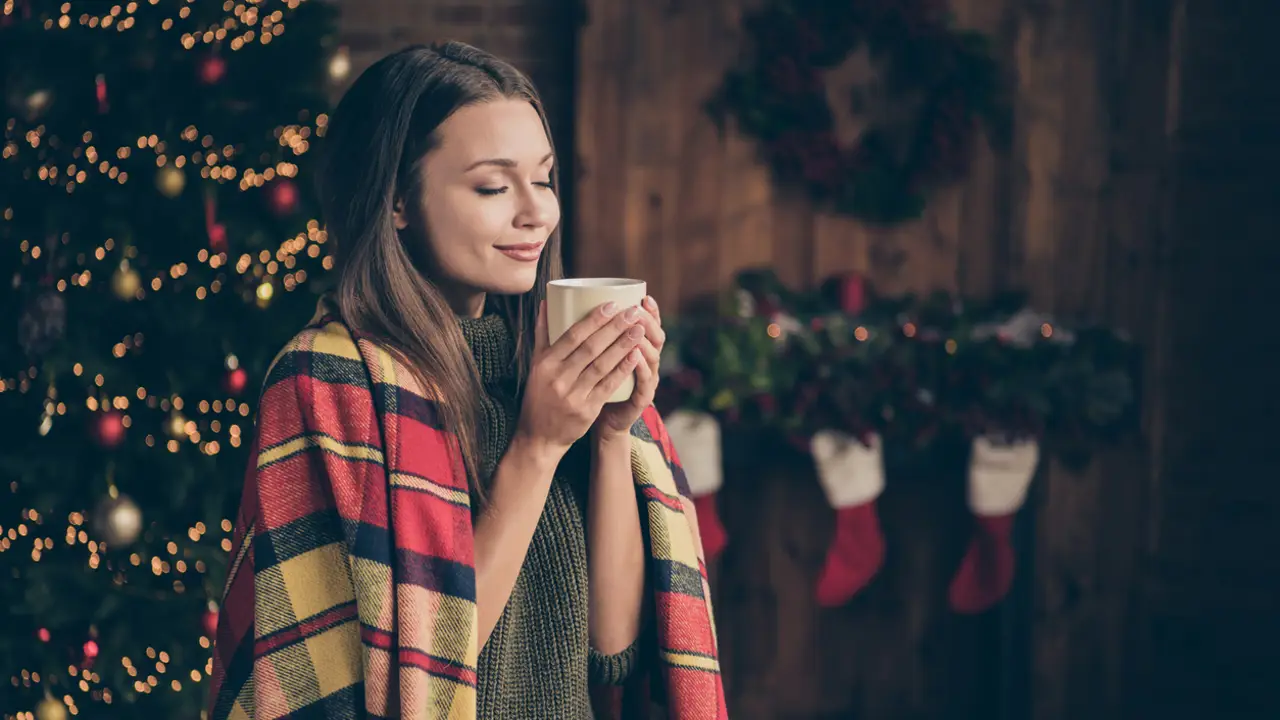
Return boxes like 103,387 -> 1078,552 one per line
642,295 -> 660,324
548,301 -> 620,361
562,306 -> 641,377
632,345 -> 656,400
633,305 -> 665,350
534,299 -> 549,355
635,336 -> 660,371
575,323 -> 644,393
590,347 -> 643,405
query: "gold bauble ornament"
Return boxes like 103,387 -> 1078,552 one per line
156,164 -> 186,198
25,89 -> 54,119
35,695 -> 68,720
110,260 -> 141,300
94,493 -> 143,546
166,411 -> 188,439
255,280 -> 274,308
328,46 -> 351,82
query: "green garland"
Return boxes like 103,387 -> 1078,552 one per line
707,0 -> 1010,224
657,270 -> 1139,470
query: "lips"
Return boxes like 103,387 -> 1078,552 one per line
495,241 -> 545,262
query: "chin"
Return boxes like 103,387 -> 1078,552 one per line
482,267 -> 540,296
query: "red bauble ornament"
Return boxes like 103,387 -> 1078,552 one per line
223,367 -> 248,395
37,628 -> 51,642
198,55 -> 227,85
204,189 -> 228,253
265,179 -> 299,216
208,222 -> 228,253
202,603 -> 219,638
94,74 -> 109,113
90,411 -> 126,449
81,639 -> 99,669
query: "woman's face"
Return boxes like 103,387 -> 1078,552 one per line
396,98 -> 560,316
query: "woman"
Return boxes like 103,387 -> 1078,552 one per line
206,42 -> 726,720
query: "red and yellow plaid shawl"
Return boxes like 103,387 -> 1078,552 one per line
207,299 -> 727,719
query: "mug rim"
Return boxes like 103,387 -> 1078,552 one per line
548,277 -> 645,288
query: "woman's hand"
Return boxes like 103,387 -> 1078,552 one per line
595,295 -> 664,441
514,299 -> 646,459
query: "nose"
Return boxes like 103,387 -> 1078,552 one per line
515,187 -> 556,230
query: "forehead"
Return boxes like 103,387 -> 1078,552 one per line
434,99 -> 552,166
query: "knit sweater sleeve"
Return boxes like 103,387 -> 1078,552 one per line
588,638 -> 642,685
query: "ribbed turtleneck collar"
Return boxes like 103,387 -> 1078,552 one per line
458,313 -> 516,385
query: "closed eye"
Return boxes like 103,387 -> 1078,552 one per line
476,180 -> 554,196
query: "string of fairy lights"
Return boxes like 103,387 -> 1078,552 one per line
2,1 -> 351,718
13,0 -> 317,39
0,210 -> 334,451
3,119 -> 324,192
2,506 -> 234,716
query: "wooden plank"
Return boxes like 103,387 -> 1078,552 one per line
573,0 -> 603,276
656,1 -> 693,314
620,1 -> 667,296
713,0 -> 775,293
811,212 -> 871,286
1010,2 -> 1069,310
956,139 -> 1005,298
951,0 -> 1016,300
769,190 -> 813,290
673,0 -> 730,309
718,132 -> 775,288
575,0 -> 629,278
892,192 -> 964,297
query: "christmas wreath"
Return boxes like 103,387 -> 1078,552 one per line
707,0 -> 1010,224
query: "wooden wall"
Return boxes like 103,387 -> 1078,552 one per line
324,0 -> 1280,714
576,0 -> 1280,718
1127,1 -> 1280,716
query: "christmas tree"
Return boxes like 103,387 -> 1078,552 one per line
0,2 -> 343,717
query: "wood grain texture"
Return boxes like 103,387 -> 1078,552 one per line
575,0 -> 1280,716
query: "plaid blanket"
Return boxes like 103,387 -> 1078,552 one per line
207,298 -> 727,719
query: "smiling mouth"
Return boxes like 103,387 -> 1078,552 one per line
494,242 -> 545,262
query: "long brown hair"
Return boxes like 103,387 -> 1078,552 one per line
316,42 -> 563,502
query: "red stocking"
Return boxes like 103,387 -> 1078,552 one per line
810,431 -> 886,607
665,410 -> 728,561
948,436 -> 1039,614
692,494 -> 728,561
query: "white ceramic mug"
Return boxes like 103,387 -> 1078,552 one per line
547,277 -> 647,403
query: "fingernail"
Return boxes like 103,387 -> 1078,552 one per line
627,325 -> 644,339
644,295 -> 656,309
601,302 -> 617,316
623,307 -> 640,321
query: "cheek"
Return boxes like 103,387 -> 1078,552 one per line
423,189 -> 507,254
544,192 -> 563,230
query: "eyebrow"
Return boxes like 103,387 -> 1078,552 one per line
465,152 -> 555,172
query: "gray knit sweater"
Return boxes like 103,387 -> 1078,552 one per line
459,313 -> 639,719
